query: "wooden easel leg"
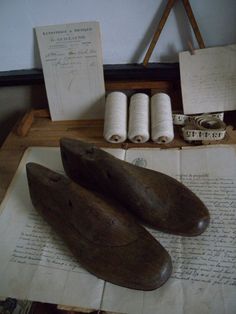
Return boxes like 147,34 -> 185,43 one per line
181,0 -> 205,48
142,0 -> 176,66
142,0 -> 205,66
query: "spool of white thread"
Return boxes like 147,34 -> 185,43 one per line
128,93 -> 150,143
103,92 -> 127,143
151,93 -> 174,144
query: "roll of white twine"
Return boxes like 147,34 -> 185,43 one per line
128,93 -> 150,143
103,92 -> 127,143
151,93 -> 174,144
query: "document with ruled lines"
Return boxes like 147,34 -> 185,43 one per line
179,44 -> 236,115
35,22 -> 105,121
0,145 -> 235,314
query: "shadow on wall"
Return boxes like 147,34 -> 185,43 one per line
131,0 -> 195,63
0,84 -> 48,147
173,0 -> 194,50
130,0 -> 168,63
0,31 -> 45,147
0,110 -> 24,146
159,0 -> 195,62
33,29 -> 42,69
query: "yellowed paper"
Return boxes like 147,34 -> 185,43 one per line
35,22 -> 105,121
179,44 -> 236,114
0,145 -> 236,314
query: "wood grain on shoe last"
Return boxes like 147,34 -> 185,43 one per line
60,138 -> 210,236
26,163 -> 172,291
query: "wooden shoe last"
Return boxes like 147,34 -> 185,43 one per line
60,138 -> 210,236
26,163 -> 172,291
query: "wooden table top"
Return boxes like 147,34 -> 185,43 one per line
1,108 -> 236,205
0,108 -> 236,314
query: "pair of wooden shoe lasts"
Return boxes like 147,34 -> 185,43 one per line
26,138 -> 210,291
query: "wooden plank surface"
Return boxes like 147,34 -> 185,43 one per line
1,112 -> 236,204
0,110 -> 236,314
0,113 -> 180,202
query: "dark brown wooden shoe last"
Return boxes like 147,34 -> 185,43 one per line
60,138 -> 210,236
26,162 -> 172,291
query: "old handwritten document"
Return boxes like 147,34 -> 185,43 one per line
179,44 -> 236,114
35,22 -> 105,120
0,145 -> 236,314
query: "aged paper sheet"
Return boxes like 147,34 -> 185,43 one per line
179,44 -> 236,114
107,146 -> 236,314
0,145 -> 236,313
0,147 -> 124,310
35,22 -> 105,121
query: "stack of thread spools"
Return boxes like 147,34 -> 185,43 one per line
103,92 -> 174,144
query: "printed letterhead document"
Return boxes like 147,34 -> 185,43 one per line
179,44 -> 236,114
0,145 -> 236,313
35,22 -> 105,121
